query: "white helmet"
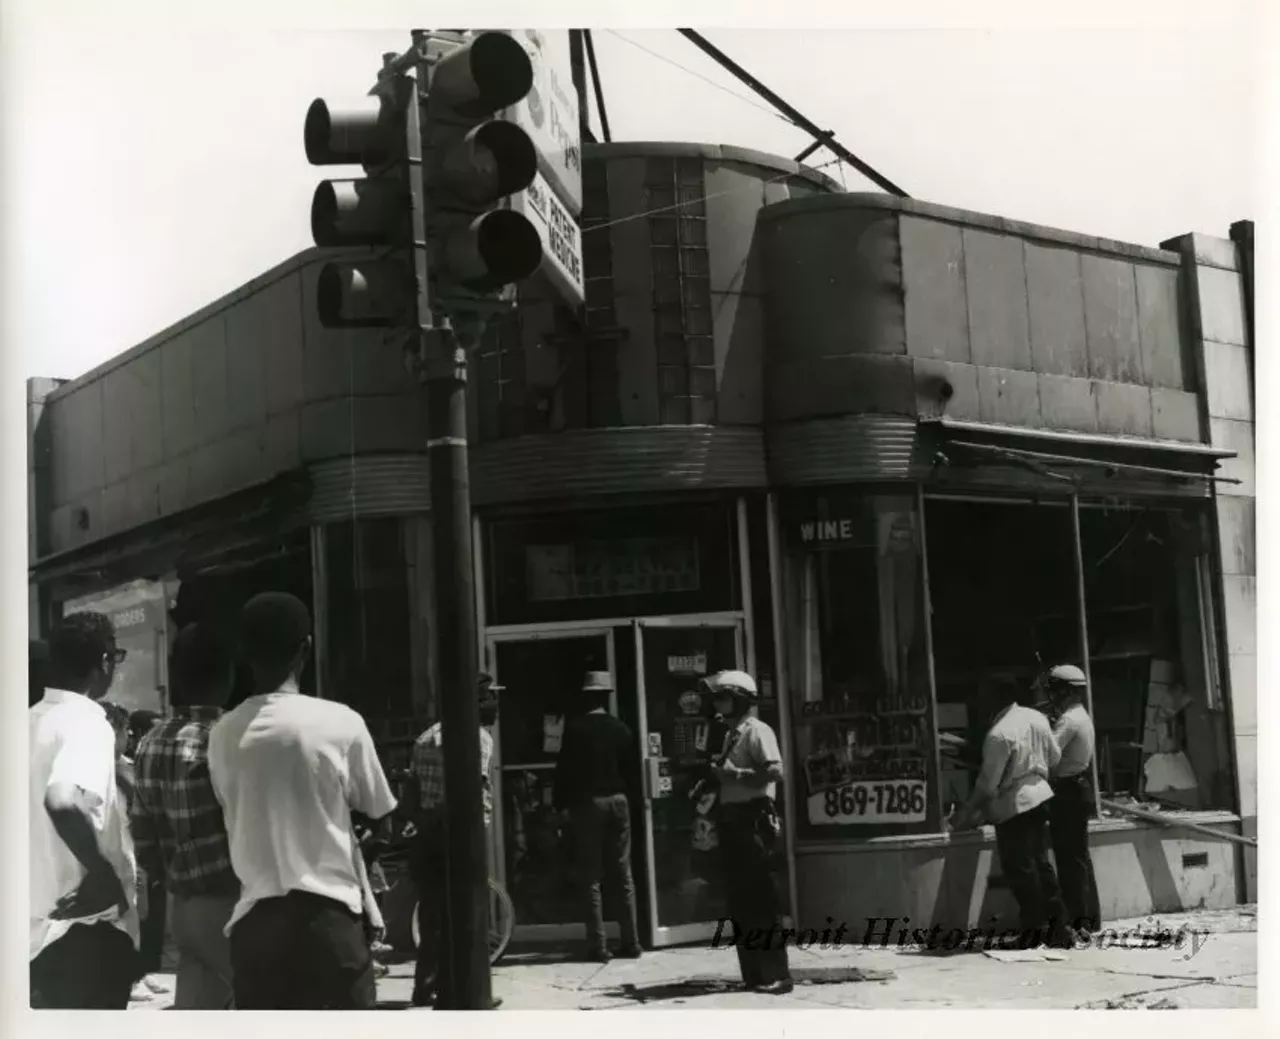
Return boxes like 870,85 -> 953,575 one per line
700,669 -> 759,702
1047,663 -> 1088,687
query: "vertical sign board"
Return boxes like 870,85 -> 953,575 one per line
510,173 -> 585,309
504,29 -> 582,215
500,29 -> 585,311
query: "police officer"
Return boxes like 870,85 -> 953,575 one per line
703,670 -> 792,994
1046,664 -> 1101,935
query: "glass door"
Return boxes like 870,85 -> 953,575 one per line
488,629 -> 617,944
634,616 -> 744,947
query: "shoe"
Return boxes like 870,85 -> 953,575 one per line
754,979 -> 795,995
584,948 -> 612,964
616,944 -> 643,959
412,987 -> 436,1008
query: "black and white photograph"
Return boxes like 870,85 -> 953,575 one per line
4,0 -> 1271,1027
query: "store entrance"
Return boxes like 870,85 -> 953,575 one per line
488,628 -> 618,945
634,616 -> 744,948
486,612 -> 747,951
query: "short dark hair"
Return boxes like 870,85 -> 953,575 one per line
239,593 -> 311,672
48,612 -> 116,686
102,700 -> 130,736
169,623 -> 235,706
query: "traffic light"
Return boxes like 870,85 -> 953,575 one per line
305,77 -> 415,328
304,31 -> 544,330
421,31 -> 542,301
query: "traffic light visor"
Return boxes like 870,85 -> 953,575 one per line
305,97 -> 394,166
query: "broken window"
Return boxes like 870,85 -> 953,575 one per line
924,498 -> 1078,817
1078,504 -> 1232,811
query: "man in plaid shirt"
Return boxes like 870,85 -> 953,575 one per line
406,674 -> 500,1008
130,624 -> 239,1009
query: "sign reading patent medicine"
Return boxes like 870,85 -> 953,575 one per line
502,30 -> 584,310
511,172 -> 584,309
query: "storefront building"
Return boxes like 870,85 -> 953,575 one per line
28,142 -> 1255,948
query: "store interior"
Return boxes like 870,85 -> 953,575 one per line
924,497 -> 1232,814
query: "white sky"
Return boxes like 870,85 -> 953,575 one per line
0,0 -> 1269,383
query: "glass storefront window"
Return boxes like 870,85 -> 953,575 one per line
925,495 -> 1229,816
784,492 -> 940,839
925,498 -> 1078,818
1078,504 -> 1231,810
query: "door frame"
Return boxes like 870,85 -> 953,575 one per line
633,612 -> 746,948
485,623 -> 619,946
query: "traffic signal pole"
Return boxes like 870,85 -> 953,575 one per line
307,32 -> 545,1007
400,32 -> 490,1010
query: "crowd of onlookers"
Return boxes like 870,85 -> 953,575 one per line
29,594 -> 806,1009
29,595 -> 399,1009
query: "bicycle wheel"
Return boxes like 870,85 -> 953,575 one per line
488,879 -> 515,966
409,881 -> 515,967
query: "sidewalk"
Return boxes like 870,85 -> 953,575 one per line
129,905 -> 1256,1011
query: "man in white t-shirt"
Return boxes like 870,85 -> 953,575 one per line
29,612 -> 140,1008
952,675 -> 1074,948
209,592 -> 396,1009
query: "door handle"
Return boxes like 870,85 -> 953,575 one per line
644,757 -> 662,800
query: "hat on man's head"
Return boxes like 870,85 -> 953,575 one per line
700,670 -> 759,702
582,671 -> 614,693
1047,663 -> 1088,687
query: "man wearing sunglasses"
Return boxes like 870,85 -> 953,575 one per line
29,612 -> 140,1008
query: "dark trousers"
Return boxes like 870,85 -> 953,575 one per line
139,878 -> 167,973
228,891 -> 375,1009
994,803 -> 1069,943
411,822 -> 449,1001
30,921 -> 139,1009
570,793 -> 639,953
717,799 -> 791,987
1050,774 -> 1101,932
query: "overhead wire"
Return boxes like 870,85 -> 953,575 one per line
601,30 -> 855,198
582,157 -> 841,234
604,29 -> 800,130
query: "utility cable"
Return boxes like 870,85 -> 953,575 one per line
581,158 -> 840,234
604,29 -> 800,129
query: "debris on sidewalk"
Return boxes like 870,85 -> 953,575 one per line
1090,995 -> 1180,1010
608,966 -> 895,1005
1106,936 -> 1170,949
798,966 -> 895,985
983,949 -> 1069,963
